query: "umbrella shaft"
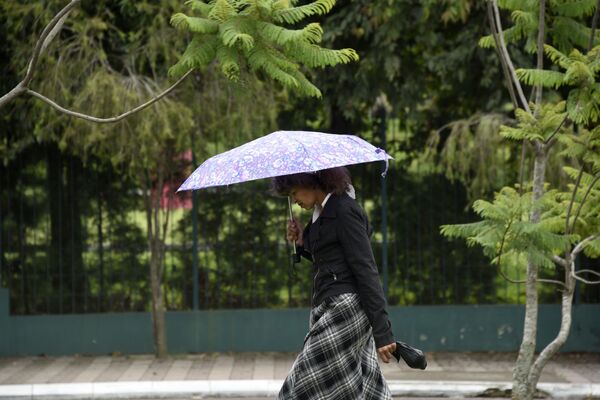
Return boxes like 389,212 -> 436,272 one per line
288,196 -> 297,255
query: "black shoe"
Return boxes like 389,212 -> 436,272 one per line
392,341 -> 427,370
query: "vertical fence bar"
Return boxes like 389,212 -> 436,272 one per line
378,107 -> 389,299
18,158 -> 26,313
58,155 -> 63,314
0,167 -> 3,287
97,192 -> 104,312
70,158 -> 75,313
192,189 -> 199,310
574,253 -> 581,305
191,138 -> 200,311
203,207 -> 210,308
192,193 -> 199,311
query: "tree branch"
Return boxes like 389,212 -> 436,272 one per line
552,255 -> 569,268
490,0 -> 531,114
486,1 -> 519,109
538,278 -> 567,287
570,174 -> 600,233
1,0 -> 192,125
571,235 -> 597,257
24,69 -> 193,124
24,0 -> 81,88
565,166 -> 585,235
572,269 -> 600,285
0,1 -> 80,108
498,269 -> 565,287
544,115 -> 567,145
40,5 -> 74,58
517,141 -> 528,195
498,268 -> 526,284
495,215 -> 565,288
588,0 -> 600,52
534,0 -> 546,108
577,269 -> 600,278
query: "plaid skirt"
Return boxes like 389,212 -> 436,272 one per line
277,293 -> 392,400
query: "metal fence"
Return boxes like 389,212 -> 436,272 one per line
1,143 -> 598,315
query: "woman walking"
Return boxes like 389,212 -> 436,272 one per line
272,167 -> 396,399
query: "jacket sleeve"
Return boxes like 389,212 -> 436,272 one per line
292,245 -> 313,263
336,202 -> 395,348
292,223 -> 313,263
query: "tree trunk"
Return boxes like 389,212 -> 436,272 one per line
512,143 -> 547,400
150,234 -> 168,358
528,265 -> 575,390
144,173 -> 168,358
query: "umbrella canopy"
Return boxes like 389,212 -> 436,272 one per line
178,130 -> 391,191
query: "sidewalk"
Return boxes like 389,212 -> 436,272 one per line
0,352 -> 598,398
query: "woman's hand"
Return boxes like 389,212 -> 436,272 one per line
287,217 -> 303,246
377,342 -> 397,363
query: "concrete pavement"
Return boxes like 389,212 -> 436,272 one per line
0,352 -> 598,398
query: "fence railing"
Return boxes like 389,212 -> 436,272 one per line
1,144 -> 598,315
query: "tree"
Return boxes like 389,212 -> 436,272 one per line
0,0 -> 358,357
440,1 -> 600,399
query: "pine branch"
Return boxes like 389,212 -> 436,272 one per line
24,70 -> 193,124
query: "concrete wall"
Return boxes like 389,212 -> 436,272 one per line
1,288 -> 598,356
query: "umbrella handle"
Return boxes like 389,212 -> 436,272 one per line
288,196 -> 297,255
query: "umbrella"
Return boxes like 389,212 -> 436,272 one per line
177,130 -> 392,254
177,130 -> 391,192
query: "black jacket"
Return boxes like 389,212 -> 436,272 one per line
294,192 -> 395,348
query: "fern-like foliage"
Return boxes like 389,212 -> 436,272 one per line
169,0 -> 357,97
500,102 -> 567,142
515,45 -> 600,124
480,0 -> 600,53
272,0 -> 335,24
441,187 -> 574,271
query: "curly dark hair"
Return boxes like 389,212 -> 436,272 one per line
271,166 -> 352,196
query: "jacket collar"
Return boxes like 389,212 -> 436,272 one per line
320,192 -> 343,219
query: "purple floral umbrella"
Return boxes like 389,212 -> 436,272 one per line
177,130 -> 391,192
